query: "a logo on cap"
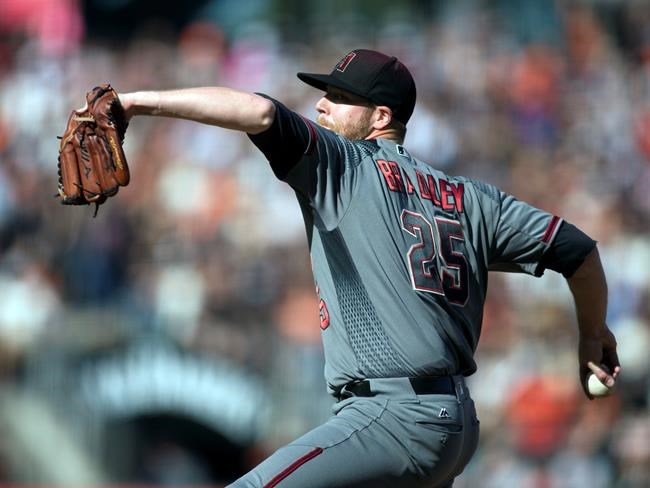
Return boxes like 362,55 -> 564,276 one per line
336,52 -> 356,72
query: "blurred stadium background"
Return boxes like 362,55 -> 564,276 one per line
0,0 -> 649,486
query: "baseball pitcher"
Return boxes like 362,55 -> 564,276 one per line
103,49 -> 620,487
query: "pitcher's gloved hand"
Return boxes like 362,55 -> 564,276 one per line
57,84 -> 130,216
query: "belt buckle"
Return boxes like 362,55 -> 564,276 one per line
338,380 -> 370,400
338,385 -> 353,401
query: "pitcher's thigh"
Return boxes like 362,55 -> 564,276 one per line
228,399 -> 426,488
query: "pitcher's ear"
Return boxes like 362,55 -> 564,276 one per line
373,105 -> 393,129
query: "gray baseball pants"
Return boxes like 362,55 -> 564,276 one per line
228,376 -> 479,487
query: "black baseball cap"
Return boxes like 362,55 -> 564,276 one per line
297,49 -> 417,125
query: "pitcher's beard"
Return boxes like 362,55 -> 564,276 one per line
317,113 -> 372,140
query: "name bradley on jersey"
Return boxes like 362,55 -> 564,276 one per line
376,159 -> 464,214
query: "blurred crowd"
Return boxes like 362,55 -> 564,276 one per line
0,0 -> 649,486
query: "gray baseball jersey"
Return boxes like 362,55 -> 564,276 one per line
250,98 -> 562,396
235,97 -> 557,487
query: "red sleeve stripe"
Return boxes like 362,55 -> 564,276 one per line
263,447 -> 324,487
301,117 -> 318,156
541,215 -> 561,243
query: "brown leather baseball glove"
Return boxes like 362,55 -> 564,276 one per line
57,84 -> 130,216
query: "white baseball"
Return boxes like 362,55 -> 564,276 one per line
587,373 -> 612,397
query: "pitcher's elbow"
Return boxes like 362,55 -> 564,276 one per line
250,98 -> 276,134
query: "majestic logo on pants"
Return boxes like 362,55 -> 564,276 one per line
439,408 -> 450,418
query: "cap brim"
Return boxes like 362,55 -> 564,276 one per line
296,72 -> 330,91
297,72 -> 370,101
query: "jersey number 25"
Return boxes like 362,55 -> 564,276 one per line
400,210 -> 469,306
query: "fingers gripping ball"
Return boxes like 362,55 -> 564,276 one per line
587,373 -> 613,397
57,83 -> 130,215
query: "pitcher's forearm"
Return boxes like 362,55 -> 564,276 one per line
567,248 -> 608,338
119,87 -> 275,134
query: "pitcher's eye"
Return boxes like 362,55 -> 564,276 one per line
327,93 -> 345,102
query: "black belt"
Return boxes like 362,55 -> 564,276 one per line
343,376 -> 456,398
